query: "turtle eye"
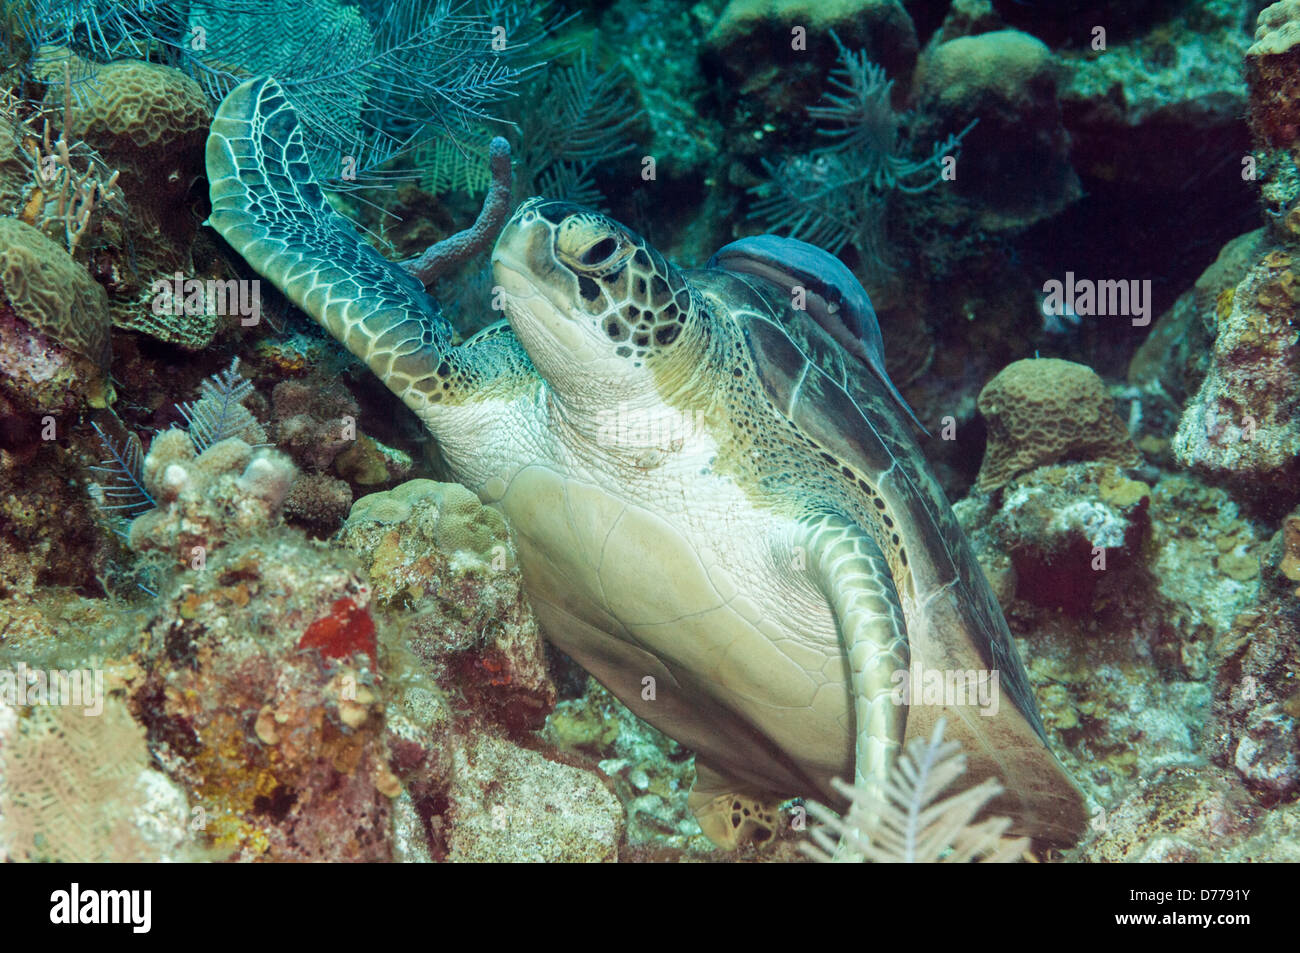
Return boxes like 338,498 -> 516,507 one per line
580,237 -> 619,266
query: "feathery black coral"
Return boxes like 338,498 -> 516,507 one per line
176,357 -> 265,452
802,719 -> 1028,863
88,421 -> 154,531
749,32 -> 975,277
516,47 -> 642,209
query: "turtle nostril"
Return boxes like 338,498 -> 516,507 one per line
580,237 -> 618,266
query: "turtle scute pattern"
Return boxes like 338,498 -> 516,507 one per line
524,201 -> 695,365
207,78 -> 528,412
696,270 -> 1045,733
689,271 -> 916,596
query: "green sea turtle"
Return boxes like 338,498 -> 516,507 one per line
206,78 -> 1086,849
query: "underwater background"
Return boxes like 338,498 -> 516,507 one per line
0,0 -> 1296,862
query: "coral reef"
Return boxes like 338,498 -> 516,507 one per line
341,480 -> 555,734
746,32 -> 974,274
1245,0 -> 1300,156
1059,4 -> 1251,190
0,440 -> 113,596
4,0 -> 1300,871
126,430 -> 296,566
976,358 -> 1142,491
130,529 -> 395,861
1078,765 -> 1300,862
914,29 -> 1079,229
957,466 -> 1262,810
1171,247 -> 1300,491
0,215 -> 111,411
1128,228 -> 1266,423
1202,518 -> 1300,801
270,379 -> 359,472
283,472 -> 354,536
708,0 -> 917,111
545,679 -> 715,851
35,50 -> 219,348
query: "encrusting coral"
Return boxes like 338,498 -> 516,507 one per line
976,358 -> 1142,492
341,480 -> 555,734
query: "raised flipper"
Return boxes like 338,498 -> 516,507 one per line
205,77 -> 532,423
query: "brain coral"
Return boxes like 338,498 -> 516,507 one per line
64,60 -> 211,160
0,216 -> 112,410
976,358 -> 1141,491
35,51 -> 217,348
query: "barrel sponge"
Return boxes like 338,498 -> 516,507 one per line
976,358 -> 1142,492
0,216 -> 111,405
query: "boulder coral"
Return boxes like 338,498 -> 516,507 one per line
913,29 -> 1079,229
706,0 -> 918,115
975,358 -> 1141,492
1246,0 -> 1300,157
1245,2 -> 1300,249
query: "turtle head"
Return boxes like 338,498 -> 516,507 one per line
492,199 -> 701,406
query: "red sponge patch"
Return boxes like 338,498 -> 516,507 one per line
298,598 -> 377,664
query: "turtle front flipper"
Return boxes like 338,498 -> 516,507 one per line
805,513 -> 909,808
205,78 -> 526,421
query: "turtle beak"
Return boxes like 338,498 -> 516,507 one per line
492,202 -> 602,365
492,200 -> 558,285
